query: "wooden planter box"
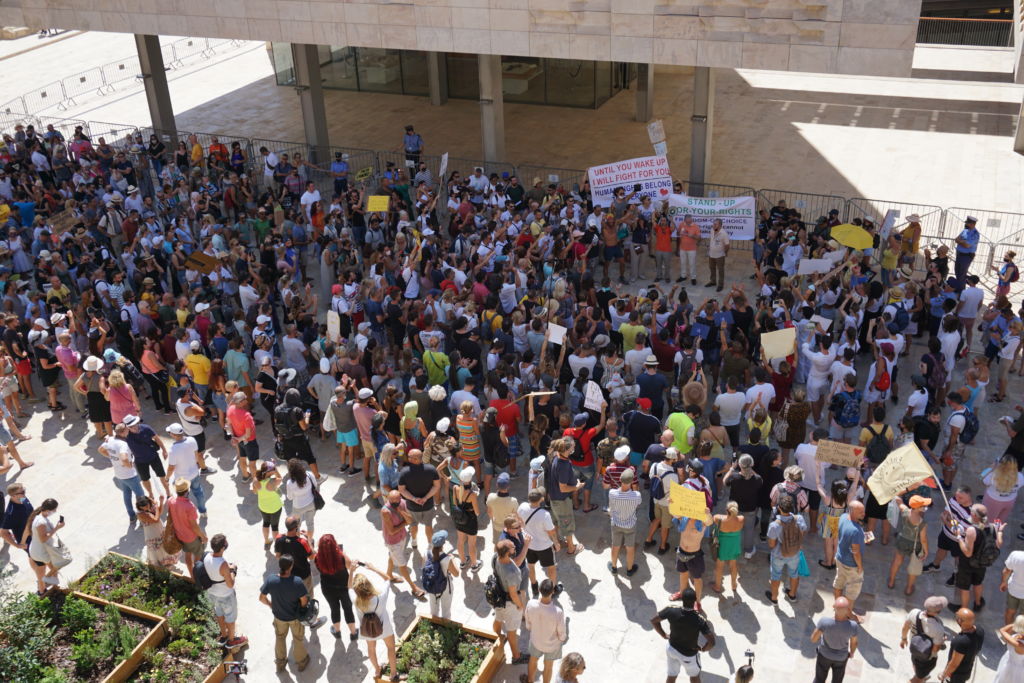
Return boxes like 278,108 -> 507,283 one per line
375,615 -> 504,683
66,591 -> 167,683
74,552 -> 232,683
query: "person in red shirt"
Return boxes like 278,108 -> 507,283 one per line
488,384 -> 522,475
602,444 -> 638,490
561,402 -> 607,513
227,392 -> 258,481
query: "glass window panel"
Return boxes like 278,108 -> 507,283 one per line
446,53 -> 479,99
501,56 -> 544,104
595,61 -> 611,108
271,42 -> 295,86
401,51 -> 429,96
545,59 -> 595,108
356,48 -> 403,94
321,46 -> 358,90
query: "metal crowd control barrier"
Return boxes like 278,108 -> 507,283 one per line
89,120 -> 142,146
945,207 -> 1024,287
169,37 -> 206,69
681,180 -> 755,199
22,83 -> 64,115
35,115 -> 90,142
756,188 -> 847,224
60,68 -> 106,107
515,165 -> 587,194
102,57 -> 142,89
443,156 -> 517,182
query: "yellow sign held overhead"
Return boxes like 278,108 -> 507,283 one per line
366,195 -> 390,212
668,482 -> 708,519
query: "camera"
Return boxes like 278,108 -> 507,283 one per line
223,661 -> 247,676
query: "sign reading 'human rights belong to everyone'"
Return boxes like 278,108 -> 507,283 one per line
666,194 -> 756,240
588,155 -> 673,207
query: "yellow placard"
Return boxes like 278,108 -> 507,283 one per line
761,327 -> 796,360
355,166 -> 373,181
367,195 -> 390,212
668,482 -> 708,519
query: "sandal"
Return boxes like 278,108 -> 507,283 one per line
582,505 -> 598,513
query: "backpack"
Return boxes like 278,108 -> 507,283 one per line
924,353 -> 947,391
650,466 -> 674,502
909,611 -> 935,663
1010,264 -> 1020,283
451,494 -> 471,527
778,517 -> 802,558
873,360 -> 891,392
891,304 -> 910,333
958,408 -> 979,444
566,429 -> 586,464
968,525 -> 999,568
360,597 -> 383,638
192,554 -> 224,591
832,391 -> 861,428
864,425 -> 891,465
484,560 -> 509,608
421,552 -> 449,596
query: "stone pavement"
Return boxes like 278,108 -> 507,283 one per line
0,255 -> 1019,682
3,30 -> 1024,213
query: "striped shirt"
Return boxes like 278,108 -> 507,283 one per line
942,496 -> 972,542
608,489 -> 642,529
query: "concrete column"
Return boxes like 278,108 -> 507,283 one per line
1016,99 -> 1024,156
689,66 -> 715,196
427,52 -> 448,106
134,35 -> 176,138
478,53 -> 505,162
635,63 -> 654,122
291,43 -> 330,165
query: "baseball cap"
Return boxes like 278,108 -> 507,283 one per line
165,423 -> 185,435
436,417 -> 451,433
195,302 -> 210,312
909,495 -> 933,509
358,388 -> 373,400
256,315 -> 271,324
496,472 -> 511,490
573,412 -> 589,427
637,397 -> 652,411
613,445 -> 630,462
189,340 -> 201,351
319,357 -> 331,373
431,530 -> 448,547
33,317 -> 48,328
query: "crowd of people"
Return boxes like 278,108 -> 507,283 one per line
1,120 -> 1024,682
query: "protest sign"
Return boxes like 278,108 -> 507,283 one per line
816,440 -> 864,468
798,258 -> 833,275
761,327 -> 796,360
367,195 -> 390,212
810,315 -> 833,331
669,483 -> 709,519
867,443 -> 937,505
183,251 -> 218,275
355,166 -> 373,181
690,322 -> 711,340
666,194 -> 755,240
48,211 -> 78,235
547,323 -> 567,345
326,311 -> 341,343
584,381 -> 604,411
880,208 -> 899,243
439,152 -> 449,179
647,119 -> 666,144
587,155 -> 672,207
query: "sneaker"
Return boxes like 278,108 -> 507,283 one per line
973,598 -> 986,612
922,563 -> 940,574
743,550 -> 755,560
317,474 -> 327,484
945,575 -> 956,587
308,616 -> 327,629
350,631 -> 359,642
785,590 -> 797,602
607,562 -> 618,575
200,467 -> 216,475
226,636 -> 248,649
676,277 -> 684,283
626,564 -> 639,577
42,576 -> 60,586
339,464 -> 350,473
216,635 -> 228,646
669,591 -> 682,601
691,279 -> 697,286
241,475 -> 252,483
704,281 -> 716,287
554,582 -> 564,597
330,625 -> 341,639
511,653 -> 530,665
347,467 -> 362,476
947,603 -> 962,614
531,582 -> 539,598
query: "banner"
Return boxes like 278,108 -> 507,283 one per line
867,443 -> 937,505
668,482 -> 708,519
815,440 -> 864,468
587,155 -> 672,207
666,193 -> 755,240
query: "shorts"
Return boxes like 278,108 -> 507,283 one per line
0,422 -> 11,445
529,641 -> 563,662
833,562 -> 863,601
912,655 -> 938,680
549,498 -> 576,536
526,547 -> 555,568
603,245 -> 623,261
507,434 -> 521,462
942,442 -> 966,470
209,591 -> 238,623
573,463 -> 596,492
24,546 -> 45,566
239,440 -> 259,461
481,460 -> 507,477
937,532 -> 963,558
136,458 -> 166,482
1007,593 -> 1024,617
770,552 -> 801,582
337,429 -> 359,447
410,508 -> 435,527
611,524 -> 637,548
181,536 -> 205,556
361,440 -> 376,459
829,423 -> 860,443
804,488 -> 821,511
386,538 -> 410,568
807,376 -> 829,402
654,504 -> 674,527
675,549 -> 705,579
260,508 -> 282,530
629,451 -> 644,468
666,643 -> 701,678
955,562 -> 986,590
494,604 -> 523,631
282,436 -> 315,465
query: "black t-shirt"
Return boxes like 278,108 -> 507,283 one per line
125,424 -> 161,464
624,410 -> 661,455
913,418 -> 940,454
260,574 -> 307,621
948,628 -> 984,678
457,337 -> 482,366
273,534 -> 313,579
726,471 -> 763,511
481,424 -> 506,465
398,462 -> 439,512
658,606 -> 712,656
34,345 -> 58,381
533,396 -> 563,436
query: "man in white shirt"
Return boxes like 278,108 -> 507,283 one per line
804,338 -> 838,423
793,428 -> 829,531
1001,550 -> 1024,626
743,368 -> 776,418
956,274 -> 986,352
299,181 -> 321,222
281,325 -> 309,378
165,423 -> 207,515
644,448 -> 680,554
260,147 -> 278,182
449,377 -> 482,416
705,219 -> 730,291
524,579 -> 567,683
624,336 -> 654,378
517,489 -> 561,596
98,428 -> 145,522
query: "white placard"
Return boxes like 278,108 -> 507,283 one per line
584,380 -> 604,411
652,141 -> 668,156
327,310 -> 341,343
798,258 -> 833,275
880,208 -> 899,243
666,194 -> 755,240
587,155 -> 673,207
547,323 -> 567,345
810,314 -> 833,331
438,152 -> 449,179
647,119 -> 666,144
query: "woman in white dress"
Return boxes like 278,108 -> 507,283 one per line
351,563 -> 398,681
995,615 -> 1024,683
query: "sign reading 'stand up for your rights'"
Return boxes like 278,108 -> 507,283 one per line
588,155 -> 673,207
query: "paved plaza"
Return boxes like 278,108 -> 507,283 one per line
0,253 -> 1017,683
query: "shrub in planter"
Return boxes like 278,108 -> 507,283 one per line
382,617 -> 500,683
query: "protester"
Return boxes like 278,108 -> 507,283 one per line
259,554 -> 319,673
651,587 -> 716,683
523,579 -> 567,683
900,595 -> 949,683
810,597 -> 859,683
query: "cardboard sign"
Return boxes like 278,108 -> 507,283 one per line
48,211 -> 78,234
668,482 -> 708,519
867,443 -> 938,505
183,251 -> 218,275
355,166 -> 373,181
761,327 -> 796,360
798,258 -> 833,275
547,323 -> 567,345
367,195 -> 390,212
810,314 -> 833,331
647,119 -> 666,144
326,310 -> 341,343
584,380 -> 604,411
815,440 -> 864,468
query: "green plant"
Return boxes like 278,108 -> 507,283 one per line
167,638 -> 199,659
71,637 -> 108,675
38,665 -> 72,683
59,595 -> 97,635
0,587 -> 53,681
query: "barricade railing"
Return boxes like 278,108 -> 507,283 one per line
34,115 -> 91,142
101,56 -> 142,90
515,165 -> 587,193
756,189 -> 847,224
60,67 -> 106,106
847,198 -> 945,270
169,37 -> 207,69
22,83 -> 64,115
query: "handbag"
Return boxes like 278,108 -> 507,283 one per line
309,473 -> 325,511
909,612 -> 935,662
796,550 -> 810,578
772,401 -> 790,443
708,523 -> 720,562
48,538 -> 73,569
162,519 -> 183,555
360,596 -> 384,638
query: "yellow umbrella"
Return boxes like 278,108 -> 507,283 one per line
830,223 -> 873,250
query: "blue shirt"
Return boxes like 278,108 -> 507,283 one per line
330,160 -> 348,176
378,461 -> 400,490
403,132 -> 423,152
957,227 -> 979,254
700,457 -> 726,502
836,513 -> 865,567
13,201 -> 35,227
549,457 -> 576,501
929,291 -> 957,318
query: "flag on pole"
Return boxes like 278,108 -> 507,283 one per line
867,443 -> 939,505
